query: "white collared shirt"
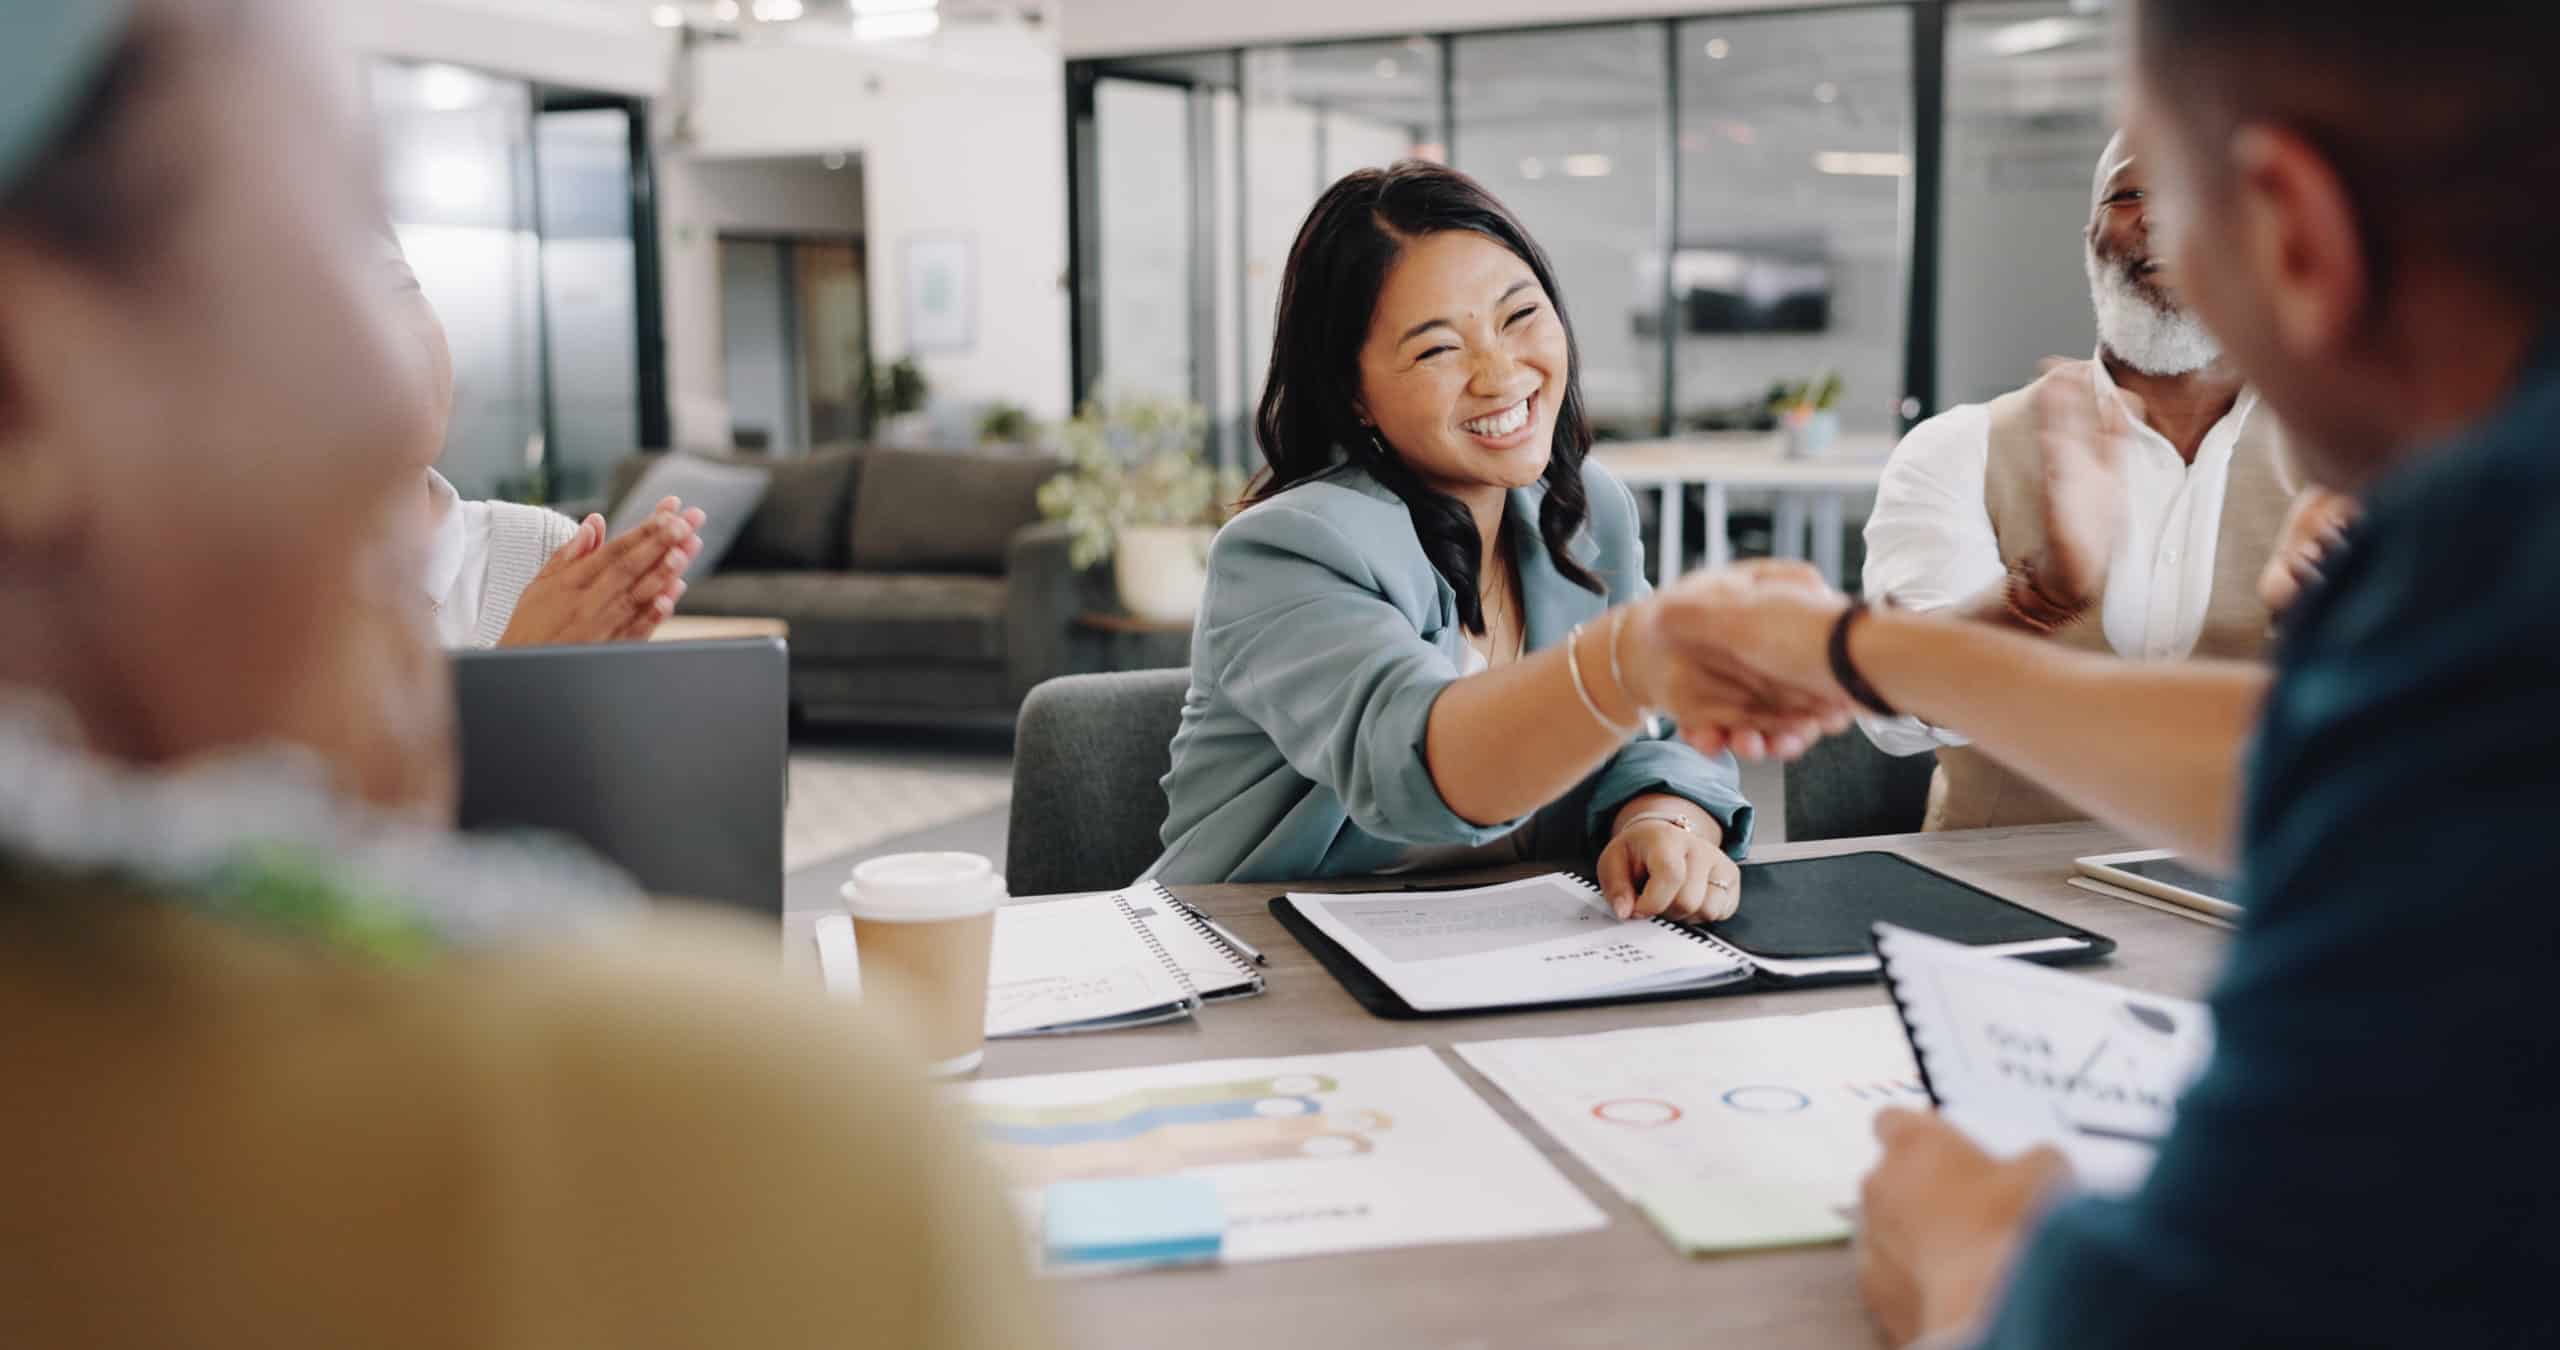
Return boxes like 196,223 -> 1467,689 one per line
1859,357 -> 2267,754
424,469 -> 498,649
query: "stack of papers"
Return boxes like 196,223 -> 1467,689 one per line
1458,1007 -> 1929,1254
1288,874 -> 1752,1012
965,1047 -> 1605,1265
814,884 -> 1264,1038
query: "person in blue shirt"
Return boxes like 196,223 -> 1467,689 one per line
1627,0 -> 2560,1343
1151,163 -> 1835,917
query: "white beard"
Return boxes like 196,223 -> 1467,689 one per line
2086,249 -> 2221,377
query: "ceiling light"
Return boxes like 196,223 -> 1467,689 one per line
1562,153 -> 1611,178
713,0 -> 739,19
1813,151 -> 1910,177
1705,37 -> 1731,60
853,9 -> 939,39
1814,82 -> 1840,104
851,0 -> 938,12
752,0 -> 804,19
1985,17 -> 2087,57
652,4 -> 684,28
1374,58 -> 1400,79
417,64 -> 483,112
1518,157 -> 1546,180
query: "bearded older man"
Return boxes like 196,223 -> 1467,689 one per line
1859,135 -> 2313,830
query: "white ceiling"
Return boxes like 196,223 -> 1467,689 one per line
634,0 -> 1051,27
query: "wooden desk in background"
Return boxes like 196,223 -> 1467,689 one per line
648,615 -> 788,643
784,822 -> 2228,1350
1593,434 -> 1894,585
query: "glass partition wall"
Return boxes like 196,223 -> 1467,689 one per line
1455,24 -> 1669,441
1069,0 -> 2120,475
370,61 -> 664,505
1939,0 -> 2118,407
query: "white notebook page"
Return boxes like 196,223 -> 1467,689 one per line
984,893 -> 1199,1037
1288,873 -> 1750,1013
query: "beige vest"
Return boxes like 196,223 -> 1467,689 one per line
1926,372 -> 2293,831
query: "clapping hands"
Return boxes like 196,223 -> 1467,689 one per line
497,497 -> 707,647
2258,487 -> 2357,618
2032,358 -> 2137,615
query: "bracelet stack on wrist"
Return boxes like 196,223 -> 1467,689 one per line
1566,620 -> 1645,740
1605,608 -> 1661,739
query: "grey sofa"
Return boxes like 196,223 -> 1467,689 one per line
605,445 -> 1111,727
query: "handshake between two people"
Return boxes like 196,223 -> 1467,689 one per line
1614,560 -> 1869,765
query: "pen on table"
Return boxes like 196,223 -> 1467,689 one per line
1176,898 -> 1268,965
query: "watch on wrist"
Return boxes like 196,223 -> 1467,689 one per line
1827,601 -> 1901,719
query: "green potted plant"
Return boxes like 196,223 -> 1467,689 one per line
1036,391 -> 1242,623
1772,372 -> 1844,459
869,355 -> 930,444
976,401 -> 1036,448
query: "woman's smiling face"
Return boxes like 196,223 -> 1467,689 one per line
1355,229 -> 1569,499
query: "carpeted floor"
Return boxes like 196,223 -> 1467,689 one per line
783,725 -> 1012,873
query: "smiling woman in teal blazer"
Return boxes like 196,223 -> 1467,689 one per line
1149,163 -> 1758,924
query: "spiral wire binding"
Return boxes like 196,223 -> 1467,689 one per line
1561,870 -> 1762,974
1114,887 -> 1202,1005
1872,925 -> 1947,1106
1146,881 -> 1258,980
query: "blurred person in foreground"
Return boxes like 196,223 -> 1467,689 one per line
1626,0 -> 2560,1343
0,3 -> 1048,1346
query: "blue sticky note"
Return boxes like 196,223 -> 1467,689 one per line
1041,1175 -> 1226,1269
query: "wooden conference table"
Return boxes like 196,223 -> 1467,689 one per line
785,822 -> 2229,1350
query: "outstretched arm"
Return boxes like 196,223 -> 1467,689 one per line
1640,583 -> 2267,868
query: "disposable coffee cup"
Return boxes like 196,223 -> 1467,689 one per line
840,852 -> 1004,1077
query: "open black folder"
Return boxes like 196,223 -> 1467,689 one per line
1271,852 -> 2114,1021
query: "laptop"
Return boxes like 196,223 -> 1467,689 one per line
451,639 -> 789,918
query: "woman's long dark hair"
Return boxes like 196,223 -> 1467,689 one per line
1250,161 -> 1602,634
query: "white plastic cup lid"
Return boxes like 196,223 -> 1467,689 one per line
840,851 -> 1007,921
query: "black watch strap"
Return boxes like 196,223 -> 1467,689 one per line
1827,602 -> 1899,719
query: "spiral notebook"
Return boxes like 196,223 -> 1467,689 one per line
1277,857 -> 2113,1019
1874,923 -> 2212,1193
813,883 -> 1263,1037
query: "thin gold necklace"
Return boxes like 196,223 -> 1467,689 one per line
1476,553 -> 1526,667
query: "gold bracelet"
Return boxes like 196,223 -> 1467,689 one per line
1565,622 -> 1643,739
1605,608 -> 1660,739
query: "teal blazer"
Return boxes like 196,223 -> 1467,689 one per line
1149,457 -> 1753,885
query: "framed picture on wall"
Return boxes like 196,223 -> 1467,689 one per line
904,234 -> 977,355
